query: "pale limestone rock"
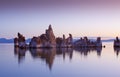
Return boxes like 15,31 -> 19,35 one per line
29,25 -> 56,48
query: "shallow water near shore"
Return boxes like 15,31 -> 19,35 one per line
0,42 -> 120,77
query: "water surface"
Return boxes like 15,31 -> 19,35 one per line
0,42 -> 120,77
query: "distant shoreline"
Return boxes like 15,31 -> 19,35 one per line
0,38 -> 114,43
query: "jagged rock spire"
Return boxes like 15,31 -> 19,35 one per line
29,24 -> 56,48
63,34 -> 65,39
46,24 -> 56,45
48,24 -> 52,30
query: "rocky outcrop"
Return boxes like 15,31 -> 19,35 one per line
56,37 -> 63,47
29,36 -> 41,48
74,37 -> 102,47
96,37 -> 102,47
29,24 -> 73,48
56,34 -> 73,48
14,33 -> 27,48
46,25 -> 56,46
114,37 -> 120,47
14,25 -> 103,49
29,24 -> 56,48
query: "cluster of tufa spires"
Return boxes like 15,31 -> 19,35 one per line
14,25 -> 103,49
56,34 -> 73,48
29,25 -> 56,48
74,37 -> 102,48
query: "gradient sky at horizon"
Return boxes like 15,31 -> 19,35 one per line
1,0 -> 120,38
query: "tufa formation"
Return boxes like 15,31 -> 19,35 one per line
29,25 -> 56,48
14,32 -> 27,48
14,25 -> 102,49
73,37 -> 102,47
114,37 -> 120,47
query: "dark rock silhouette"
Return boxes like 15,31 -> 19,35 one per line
14,32 -> 27,48
114,37 -> 120,47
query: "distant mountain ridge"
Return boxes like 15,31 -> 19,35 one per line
0,38 -> 13,43
102,39 -> 114,42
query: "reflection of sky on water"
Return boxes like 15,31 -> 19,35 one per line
1,42 -> 120,77
14,47 -> 102,70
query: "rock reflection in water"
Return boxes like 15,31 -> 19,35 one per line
74,47 -> 102,57
56,48 -> 73,60
29,48 -> 56,70
114,47 -> 120,57
14,47 -> 27,63
14,47 -> 102,70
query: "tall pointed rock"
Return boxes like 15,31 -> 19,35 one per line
46,24 -> 56,47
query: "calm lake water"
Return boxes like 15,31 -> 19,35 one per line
0,42 -> 120,77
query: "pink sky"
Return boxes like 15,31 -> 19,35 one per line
0,0 -> 120,38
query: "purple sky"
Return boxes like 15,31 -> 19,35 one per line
1,0 -> 120,38
0,0 -> 120,9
